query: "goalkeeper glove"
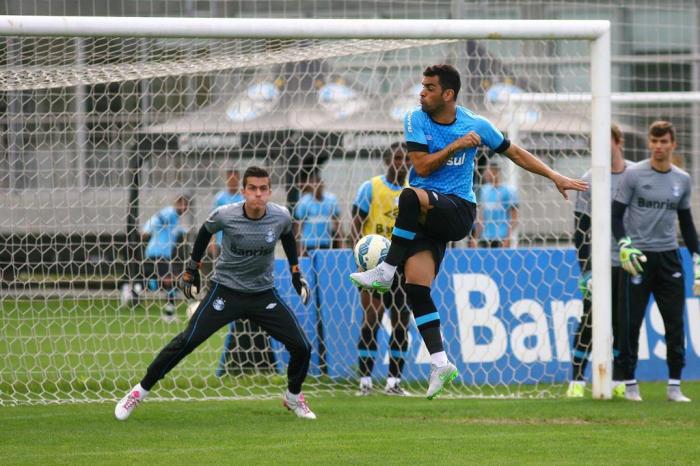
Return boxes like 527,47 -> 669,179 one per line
179,258 -> 201,300
693,253 -> 700,296
618,237 -> 646,276
578,270 -> 592,298
290,265 -> 310,305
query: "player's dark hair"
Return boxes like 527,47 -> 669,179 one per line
423,64 -> 461,100
242,166 -> 271,187
383,141 -> 407,162
611,123 -> 623,144
648,120 -> 675,142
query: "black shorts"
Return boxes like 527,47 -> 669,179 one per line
404,191 -> 476,272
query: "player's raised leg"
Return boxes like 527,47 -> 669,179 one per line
350,188 -> 428,292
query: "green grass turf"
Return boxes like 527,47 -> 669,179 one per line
2,384 -> 700,465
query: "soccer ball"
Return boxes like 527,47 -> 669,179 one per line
353,234 -> 391,271
186,300 -> 201,320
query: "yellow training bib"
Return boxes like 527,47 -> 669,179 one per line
362,176 -> 405,239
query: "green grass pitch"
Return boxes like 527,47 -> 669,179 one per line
2,298 -> 700,464
2,387 -> 700,465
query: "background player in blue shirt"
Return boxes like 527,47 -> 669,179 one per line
293,170 -> 343,256
474,163 -> 519,248
142,194 -> 189,321
209,168 -> 243,258
351,64 -> 587,400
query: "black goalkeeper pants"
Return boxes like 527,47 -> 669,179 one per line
614,250 -> 686,381
140,282 -> 312,394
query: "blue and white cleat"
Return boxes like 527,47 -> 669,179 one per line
426,362 -> 458,400
349,267 -> 392,293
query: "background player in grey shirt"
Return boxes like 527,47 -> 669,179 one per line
567,124 -> 629,398
115,166 -> 317,420
612,121 -> 700,402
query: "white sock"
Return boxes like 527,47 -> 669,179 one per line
668,379 -> 681,387
286,389 -> 300,401
430,351 -> 448,367
133,383 -> 149,397
571,380 -> 585,386
624,379 -> 637,386
360,376 -> 372,387
386,377 -> 399,388
377,261 -> 397,279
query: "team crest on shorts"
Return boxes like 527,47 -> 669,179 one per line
213,297 -> 225,311
265,228 -> 275,243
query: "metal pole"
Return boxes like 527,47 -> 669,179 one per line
590,27 -> 612,400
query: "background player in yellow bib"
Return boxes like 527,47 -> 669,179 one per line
351,142 -> 412,396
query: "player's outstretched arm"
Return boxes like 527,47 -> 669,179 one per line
504,144 -> 588,200
179,224 -> 212,299
281,230 -> 310,305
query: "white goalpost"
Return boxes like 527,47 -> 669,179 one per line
0,16 -> 613,403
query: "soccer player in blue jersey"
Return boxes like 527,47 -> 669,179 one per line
350,64 -> 588,400
293,170 -> 343,256
474,162 -> 519,248
209,168 -> 244,258
142,194 -> 190,321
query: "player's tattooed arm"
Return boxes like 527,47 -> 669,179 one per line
504,143 -> 588,200
410,131 -> 480,177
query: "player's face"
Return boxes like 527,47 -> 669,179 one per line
226,171 -> 240,192
390,149 -> 410,178
175,198 -> 189,215
420,75 -> 451,114
611,136 -> 623,160
648,133 -> 676,163
242,177 -> 271,210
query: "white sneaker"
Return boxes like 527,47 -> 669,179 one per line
426,362 -> 458,400
349,266 -> 393,293
356,379 -> 372,396
114,385 -> 147,420
625,384 -> 643,402
283,392 -> 316,420
385,378 -> 410,396
667,386 -> 691,402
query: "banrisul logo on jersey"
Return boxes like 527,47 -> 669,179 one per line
446,150 -> 466,166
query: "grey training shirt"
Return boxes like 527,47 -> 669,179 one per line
574,160 -> 632,266
205,201 -> 292,292
614,159 -> 691,252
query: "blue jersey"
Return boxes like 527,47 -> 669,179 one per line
212,190 -> 244,244
294,192 -> 340,249
143,206 -> 185,259
479,183 -> 518,241
404,106 -> 506,203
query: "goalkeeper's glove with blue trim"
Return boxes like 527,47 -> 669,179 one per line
578,270 -> 592,298
618,237 -> 646,276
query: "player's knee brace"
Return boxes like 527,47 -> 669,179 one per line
405,284 -> 440,330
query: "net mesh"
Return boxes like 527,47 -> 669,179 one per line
0,30 -> 601,405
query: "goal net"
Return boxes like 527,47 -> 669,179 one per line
0,18 -> 611,404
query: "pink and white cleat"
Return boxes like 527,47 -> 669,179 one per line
115,385 -> 147,421
283,391 -> 317,420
